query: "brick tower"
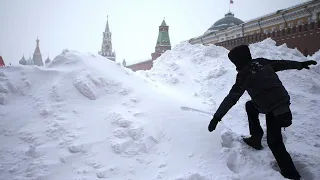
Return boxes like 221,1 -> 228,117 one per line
99,15 -> 116,61
151,18 -> 171,60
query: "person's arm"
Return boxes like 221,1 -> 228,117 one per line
213,74 -> 246,120
267,59 -> 317,72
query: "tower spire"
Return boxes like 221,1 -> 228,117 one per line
32,37 -> 43,66
105,15 -> 110,32
19,54 -> 27,65
99,15 -> 116,61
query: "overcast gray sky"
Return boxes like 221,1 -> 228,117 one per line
0,0 -> 308,65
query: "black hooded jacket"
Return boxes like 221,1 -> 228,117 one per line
214,45 -> 303,119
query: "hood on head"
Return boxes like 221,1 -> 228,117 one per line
228,45 -> 252,70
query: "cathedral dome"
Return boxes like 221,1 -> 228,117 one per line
208,12 -> 244,31
45,57 -> 51,65
19,56 -> 27,65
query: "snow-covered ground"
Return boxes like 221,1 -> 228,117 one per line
0,39 -> 319,180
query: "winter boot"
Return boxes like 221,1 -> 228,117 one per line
280,170 -> 301,180
243,136 -> 263,150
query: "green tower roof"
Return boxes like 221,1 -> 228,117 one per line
160,19 -> 167,26
156,19 -> 171,46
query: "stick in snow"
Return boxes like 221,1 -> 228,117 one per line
180,106 -> 212,116
180,105 -> 231,131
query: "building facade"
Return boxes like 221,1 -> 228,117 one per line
99,15 -> 116,61
189,0 -> 320,56
19,38 -> 50,66
125,19 -> 171,71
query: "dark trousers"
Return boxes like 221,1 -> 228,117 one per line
245,101 -> 300,178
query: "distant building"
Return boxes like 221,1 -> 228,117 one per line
19,38 -> 49,66
125,19 -> 171,71
99,15 -> 116,61
33,38 -> 44,66
45,57 -> 51,65
19,55 -> 27,65
0,56 -> 5,66
122,59 -> 126,67
189,0 -> 320,56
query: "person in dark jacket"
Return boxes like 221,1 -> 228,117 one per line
208,44 -> 317,180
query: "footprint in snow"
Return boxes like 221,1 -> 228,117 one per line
40,108 -> 50,117
68,144 -> 83,153
220,130 -> 240,148
109,112 -> 132,128
96,170 -> 108,178
110,135 -> 159,156
96,167 -> 118,179
113,128 -> 128,139
5,81 -> 17,93
226,151 -> 246,174
128,126 -> 144,140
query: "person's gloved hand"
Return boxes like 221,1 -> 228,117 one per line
208,116 -> 221,132
300,60 -> 317,70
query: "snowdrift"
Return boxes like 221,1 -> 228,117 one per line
142,38 -> 320,179
0,50 -> 232,180
0,38 -> 319,180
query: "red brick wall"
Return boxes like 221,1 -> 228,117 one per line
151,52 -> 161,60
216,21 -> 320,56
0,56 -> 5,66
126,60 -> 153,72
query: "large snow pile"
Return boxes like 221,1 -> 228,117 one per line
0,50 -> 233,180
0,38 -> 319,180
141,38 -> 320,179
